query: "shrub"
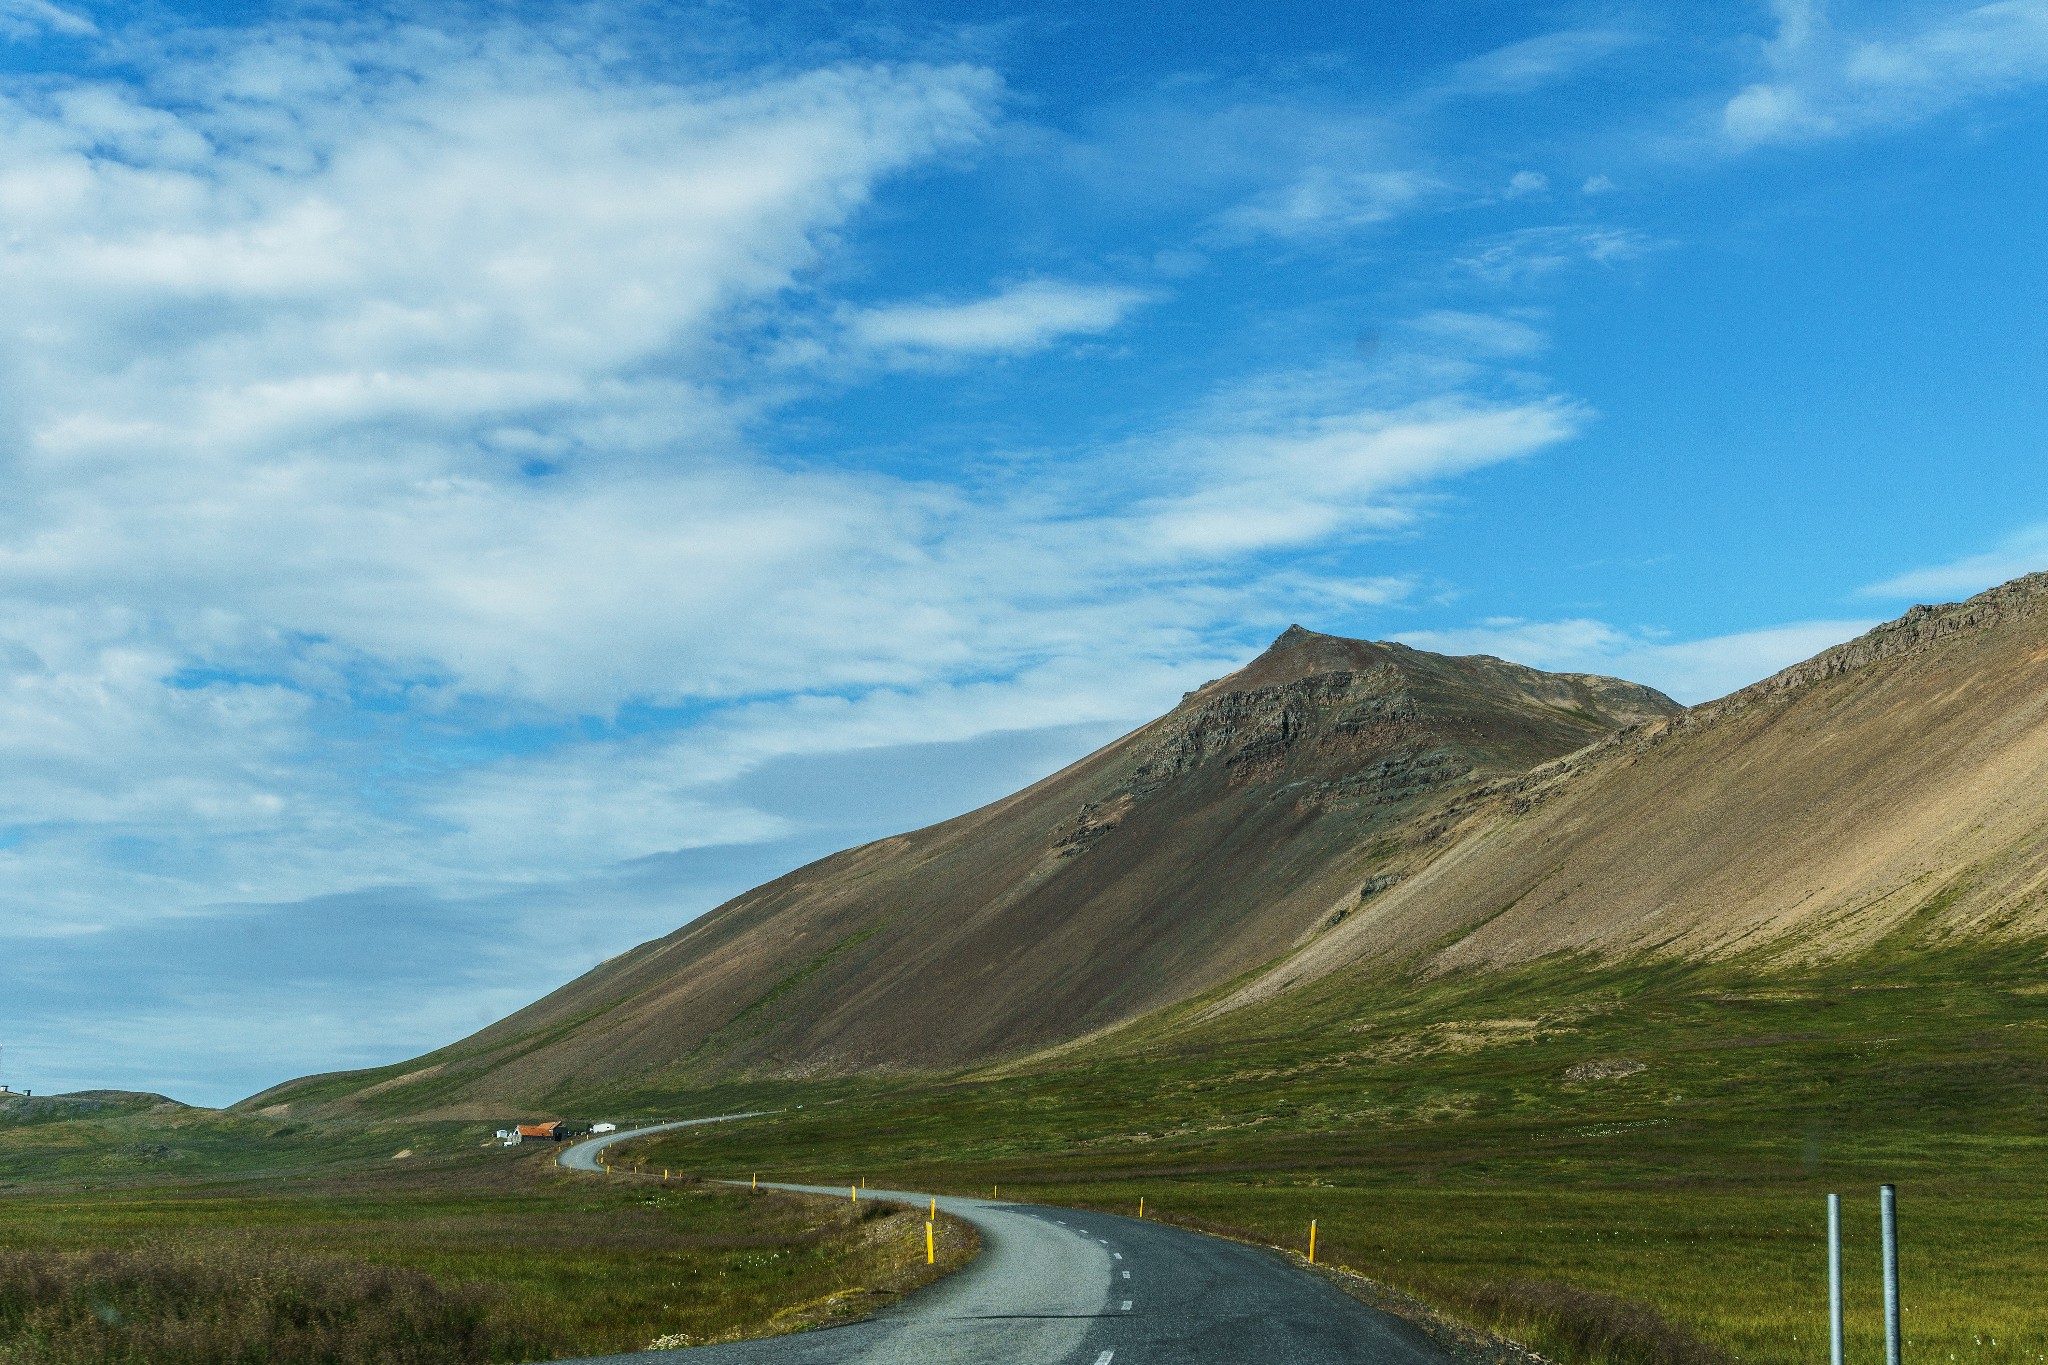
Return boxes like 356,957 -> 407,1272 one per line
0,1241 -> 548,1365
1467,1279 -> 1728,1365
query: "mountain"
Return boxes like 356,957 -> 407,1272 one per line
249,629 -> 1676,1116
1214,572 -> 2048,1016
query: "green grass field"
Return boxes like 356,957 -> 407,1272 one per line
0,1145 -> 976,1363
626,934 -> 2048,1365
10,923 -> 2045,1365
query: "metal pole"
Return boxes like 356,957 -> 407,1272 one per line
1828,1194 -> 1843,1365
1881,1184 -> 1901,1365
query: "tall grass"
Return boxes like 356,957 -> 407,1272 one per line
1463,1281 -> 1726,1365
0,1163 -> 976,1363
0,1241 -> 551,1365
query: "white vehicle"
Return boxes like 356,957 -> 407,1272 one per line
590,1122 -> 617,1134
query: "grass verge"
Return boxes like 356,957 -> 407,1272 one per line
0,1150 -> 976,1362
630,938 -> 2048,1365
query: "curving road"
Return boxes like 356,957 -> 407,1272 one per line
556,1115 -> 773,1172
551,1130 -> 1454,1365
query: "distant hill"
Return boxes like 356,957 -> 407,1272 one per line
0,1091 -> 189,1117
1214,572 -> 2048,1015
248,629 -> 1675,1116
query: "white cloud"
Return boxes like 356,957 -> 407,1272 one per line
0,21 -> 1015,926
1406,310 -> 1549,357
1112,376 -> 1583,560
0,0 -> 93,39
1442,28 -> 1640,96
1212,167 -> 1432,239
1723,0 -> 2048,147
1399,615 -> 1878,704
1859,522 -> 2048,599
1456,225 -> 1660,283
1048,91 -> 1435,243
842,279 -> 1153,361
1505,170 -> 1550,198
0,0 -> 1587,939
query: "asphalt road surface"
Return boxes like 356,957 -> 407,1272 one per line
550,1160 -> 1453,1365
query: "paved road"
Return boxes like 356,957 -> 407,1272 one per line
552,1172 -> 1453,1365
556,1115 -> 774,1172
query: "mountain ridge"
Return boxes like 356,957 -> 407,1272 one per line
1208,572 -> 2048,1018
245,628 -> 1676,1116
249,573 -> 2048,1118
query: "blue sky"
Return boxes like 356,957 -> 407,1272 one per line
2,0 -> 2044,1105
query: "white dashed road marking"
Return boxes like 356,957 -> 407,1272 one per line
1094,1353 -> 1115,1365
1121,1299 -> 1133,1311
1122,1270 -> 1130,1279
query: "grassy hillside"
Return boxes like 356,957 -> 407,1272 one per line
0,1092 -> 510,1190
247,630 -> 1673,1117
626,926 -> 2048,1365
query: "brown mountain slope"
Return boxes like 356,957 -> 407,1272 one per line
256,630 -> 1675,1114
1217,572 -> 2048,1015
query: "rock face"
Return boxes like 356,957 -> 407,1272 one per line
251,628 -> 1676,1115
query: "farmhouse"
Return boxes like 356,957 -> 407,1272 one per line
515,1121 -> 566,1142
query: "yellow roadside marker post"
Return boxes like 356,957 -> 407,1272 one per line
992,1184 -> 998,1199
662,1169 -> 669,1183
1308,1220 -> 1317,1264
1138,1197 -> 1144,1219
850,1185 -> 858,1204
751,1173 -> 758,1191
929,1196 -> 936,1220
926,1221 -> 935,1265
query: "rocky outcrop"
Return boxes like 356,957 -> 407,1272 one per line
1695,571 -> 2048,723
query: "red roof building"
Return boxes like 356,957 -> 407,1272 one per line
515,1121 -> 566,1141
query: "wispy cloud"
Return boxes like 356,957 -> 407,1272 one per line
1455,225 -> 1661,283
0,19 -> 1012,924
1723,0 -> 2048,146
841,279 -> 1154,362
0,0 -> 94,39
1210,167 -> 1433,239
1117,385 -> 1583,559
1051,92 -> 1436,242
1440,27 -> 1642,96
0,7 -> 1591,948
1399,615 -> 1877,704
1859,522 -> 2048,599
1405,310 -> 1549,358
